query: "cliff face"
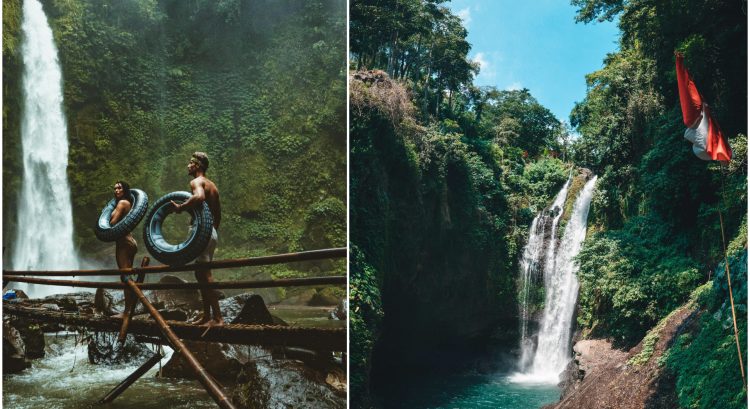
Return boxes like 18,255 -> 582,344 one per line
350,71 -> 516,399
548,251 -> 747,409
545,307 -> 693,409
3,0 -> 346,264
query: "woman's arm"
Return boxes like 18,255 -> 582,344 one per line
110,200 -> 132,225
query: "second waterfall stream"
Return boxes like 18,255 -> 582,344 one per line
511,174 -> 598,384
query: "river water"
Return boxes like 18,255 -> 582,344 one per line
4,307 -> 343,408
3,333 -> 216,409
382,371 -> 559,408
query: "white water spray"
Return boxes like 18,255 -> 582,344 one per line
12,0 -> 79,297
517,177 -> 570,370
511,175 -> 597,384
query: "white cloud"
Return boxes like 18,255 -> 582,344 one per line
471,52 -> 497,84
472,52 -> 488,70
506,81 -> 523,91
457,7 -> 471,26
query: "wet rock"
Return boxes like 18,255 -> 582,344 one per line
254,288 -> 283,305
152,275 -> 202,310
309,288 -> 343,306
99,288 -> 156,316
220,293 -> 287,326
558,358 -> 583,396
3,321 -> 30,374
232,358 -> 346,409
95,288 -> 116,315
278,347 -> 337,375
18,323 -> 45,359
45,292 -> 95,311
160,341 -> 250,382
87,333 -> 153,365
329,299 -> 347,320
226,294 -> 274,325
279,288 -> 317,306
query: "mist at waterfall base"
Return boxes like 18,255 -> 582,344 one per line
9,0 -> 82,299
511,176 -> 598,385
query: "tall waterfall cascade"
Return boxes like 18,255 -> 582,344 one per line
511,175 -> 598,384
12,0 -> 80,297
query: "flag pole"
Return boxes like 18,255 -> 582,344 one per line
718,163 -> 746,389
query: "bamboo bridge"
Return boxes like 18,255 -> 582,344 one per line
2,247 -> 347,409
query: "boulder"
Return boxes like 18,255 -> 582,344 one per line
231,358 -> 346,409
309,287 -> 343,307
87,333 -> 153,365
162,294 -> 290,382
220,293 -> 286,326
16,323 -> 45,359
44,292 -> 95,311
152,275 -> 202,310
279,288 -> 317,306
160,342 -> 252,382
3,321 -> 30,374
227,294 -> 274,325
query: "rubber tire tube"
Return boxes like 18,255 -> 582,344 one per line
143,191 -> 214,266
95,189 -> 149,242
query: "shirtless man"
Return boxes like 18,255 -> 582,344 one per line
171,152 -> 224,327
110,181 -> 137,326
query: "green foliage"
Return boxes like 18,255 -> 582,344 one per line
628,282 -> 710,366
571,0 -> 747,359
665,252 -> 747,409
4,0 -> 346,272
522,159 -> 569,210
480,89 -> 565,157
349,246 -> 384,408
576,214 -> 701,347
350,0 -> 478,122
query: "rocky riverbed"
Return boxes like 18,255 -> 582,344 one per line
3,281 -> 346,409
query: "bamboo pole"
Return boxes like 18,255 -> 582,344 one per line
718,164 -> 746,389
4,304 -> 346,350
718,208 -> 746,388
3,275 -> 346,290
98,352 -> 163,404
118,257 -> 149,343
125,279 -> 237,409
3,247 -> 346,277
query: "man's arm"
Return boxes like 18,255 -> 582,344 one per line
172,179 -> 206,213
110,200 -> 132,225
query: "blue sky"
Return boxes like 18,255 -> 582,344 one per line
448,0 -> 620,123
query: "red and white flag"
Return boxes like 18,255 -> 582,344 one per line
675,53 -> 731,162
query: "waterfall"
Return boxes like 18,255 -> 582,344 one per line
12,0 -> 79,297
511,175 -> 597,384
517,177 -> 570,370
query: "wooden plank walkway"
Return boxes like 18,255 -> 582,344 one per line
4,303 -> 346,351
